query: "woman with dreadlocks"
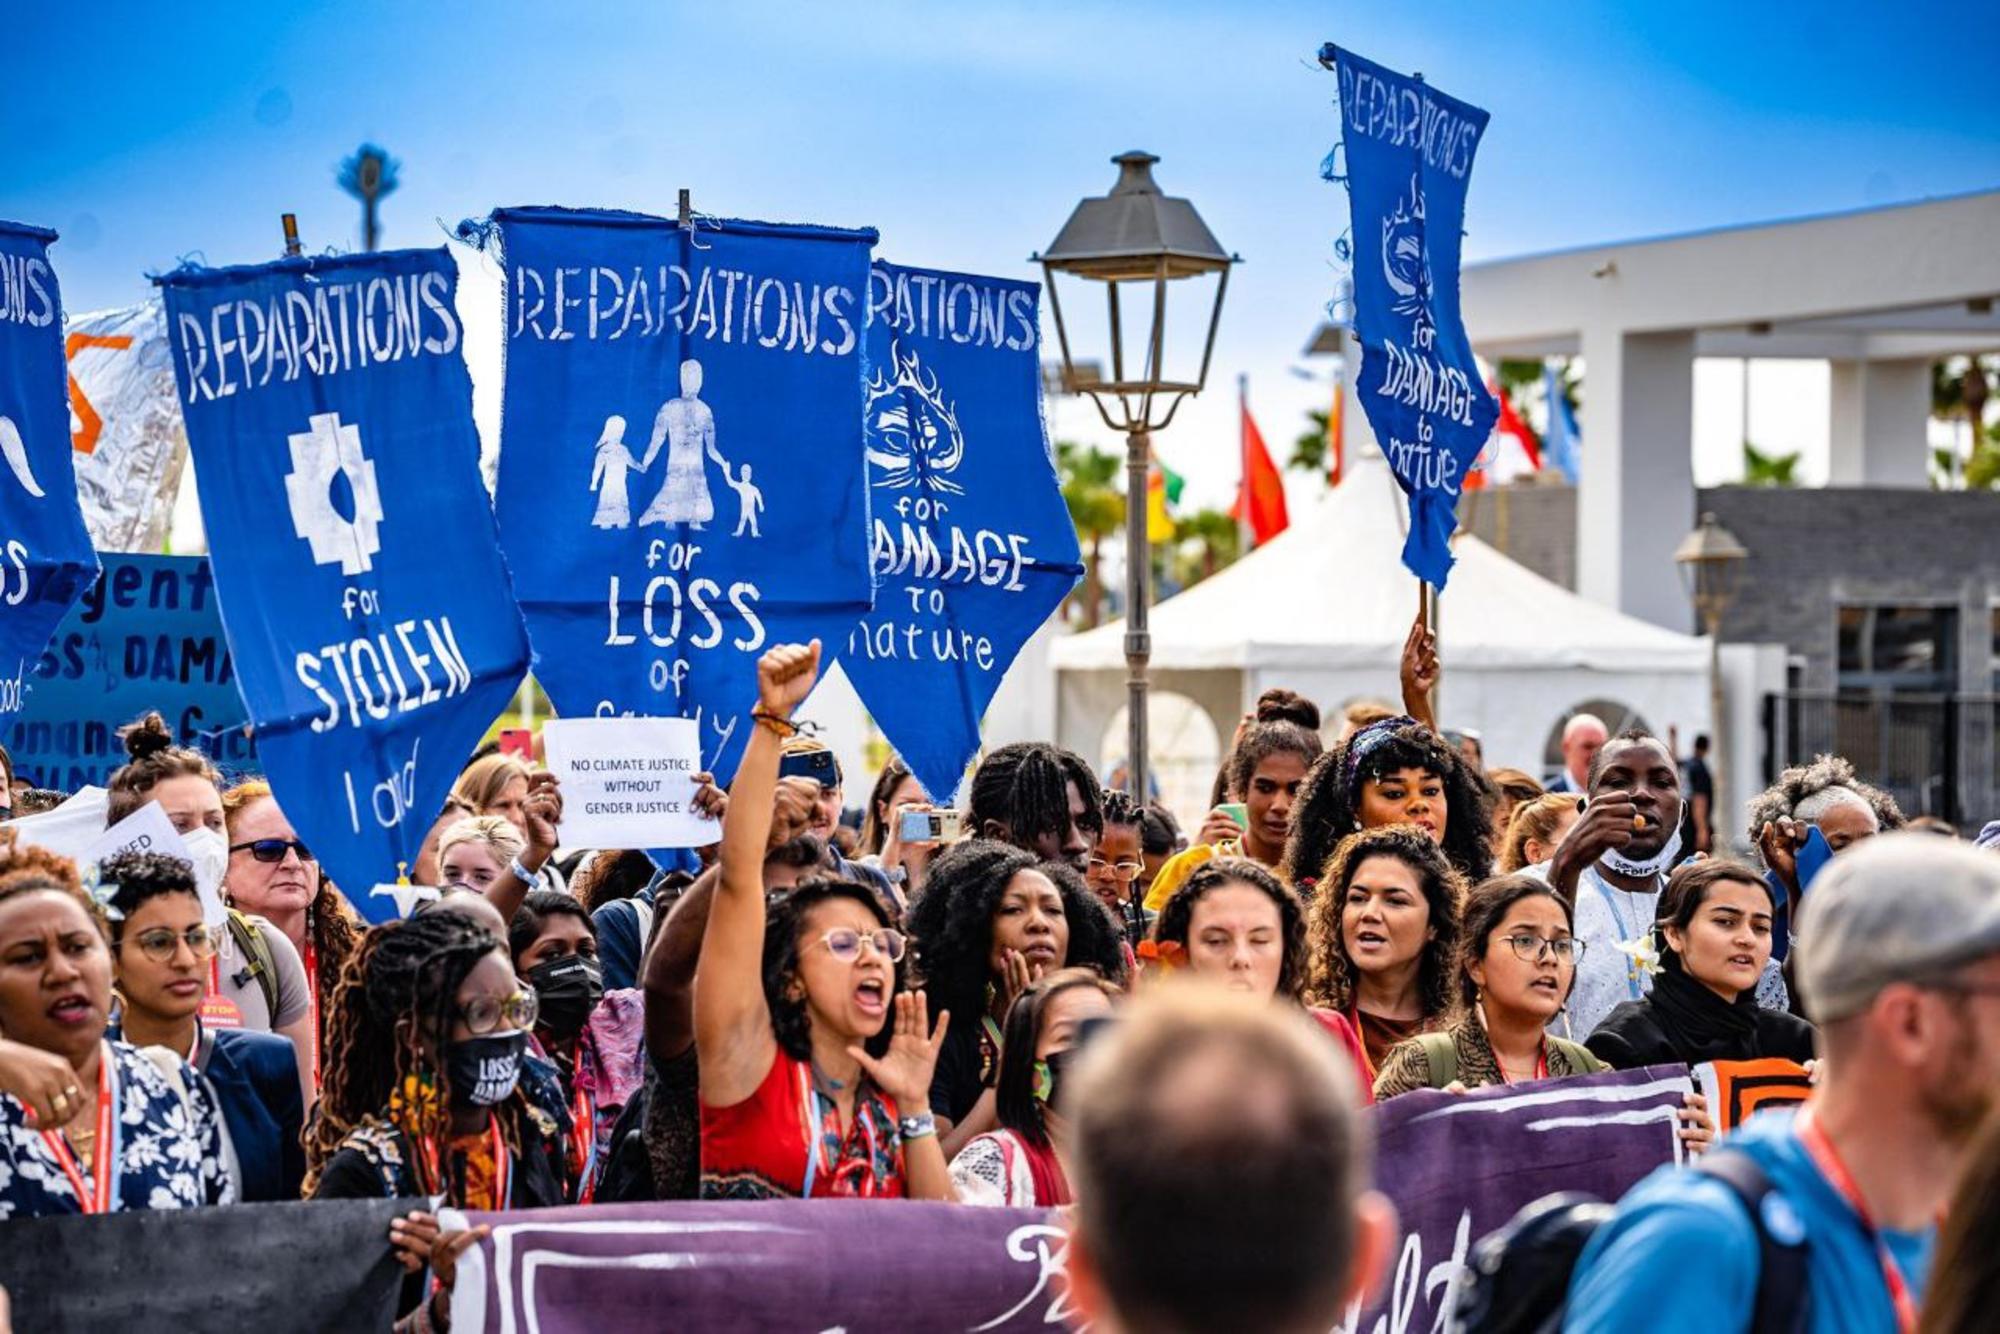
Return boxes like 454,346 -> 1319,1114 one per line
908,838 -> 1129,1157
965,741 -> 1104,875
1280,716 -> 1492,899
310,912 -> 564,1328
696,641 -> 955,1201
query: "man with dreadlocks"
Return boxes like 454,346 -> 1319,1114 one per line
309,912 -> 566,1331
965,741 -> 1104,875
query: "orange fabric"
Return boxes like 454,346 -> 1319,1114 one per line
1704,1057 -> 1812,1132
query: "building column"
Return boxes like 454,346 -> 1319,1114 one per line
1828,358 -> 1931,486
1576,327 -> 1698,631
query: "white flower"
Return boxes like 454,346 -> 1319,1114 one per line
1615,935 -> 1663,978
123,1130 -> 165,1171
148,1185 -> 181,1211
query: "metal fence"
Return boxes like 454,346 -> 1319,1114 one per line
1762,692 -> 2000,827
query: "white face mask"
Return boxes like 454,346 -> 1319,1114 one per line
180,825 -> 230,927
1600,824 -> 1683,881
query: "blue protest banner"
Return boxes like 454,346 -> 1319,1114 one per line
838,263 -> 1080,802
470,208 -> 876,777
1321,47 -> 1498,588
6,554 -> 256,792
0,222 -> 101,719
158,248 -> 530,919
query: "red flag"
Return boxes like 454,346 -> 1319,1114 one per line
1232,398 -> 1290,546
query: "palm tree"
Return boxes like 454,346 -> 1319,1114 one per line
1171,508 -> 1241,586
1057,440 -> 1124,628
1288,409 -> 1331,474
1741,441 -> 1800,487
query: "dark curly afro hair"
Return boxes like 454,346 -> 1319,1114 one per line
1280,722 -> 1492,893
906,838 -> 1127,1027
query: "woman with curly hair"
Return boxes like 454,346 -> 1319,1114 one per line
907,837 -> 1129,1157
310,910 -> 561,1329
222,780 -> 364,1090
1371,873 -> 1606,1100
947,968 -> 1119,1208
0,832 -> 233,1217
1151,858 -> 1371,1101
1144,720 -> 1322,914
1303,826 -> 1465,1082
696,642 -> 953,1201
1280,716 -> 1492,899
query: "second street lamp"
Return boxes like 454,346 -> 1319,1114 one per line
1036,151 -> 1236,803
1674,511 -> 1749,851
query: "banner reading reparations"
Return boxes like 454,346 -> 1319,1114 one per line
838,262 -> 1081,802
1320,46 -> 1499,589
470,208 -> 877,779
159,249 -> 531,918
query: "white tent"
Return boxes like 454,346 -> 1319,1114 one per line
1052,455 -> 1712,780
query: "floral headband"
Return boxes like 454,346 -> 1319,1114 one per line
1342,715 -> 1422,802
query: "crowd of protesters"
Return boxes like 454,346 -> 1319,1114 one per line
0,611 -> 1997,1334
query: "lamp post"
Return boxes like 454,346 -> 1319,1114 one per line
1036,151 -> 1236,802
1674,512 -> 1748,850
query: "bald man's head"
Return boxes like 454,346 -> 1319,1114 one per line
1065,987 -> 1391,1334
1561,713 -> 1609,788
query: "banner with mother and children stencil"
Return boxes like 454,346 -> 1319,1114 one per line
466,208 -> 877,779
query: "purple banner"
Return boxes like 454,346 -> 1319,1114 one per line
1344,1065 -> 1692,1333
443,1199 -> 1069,1333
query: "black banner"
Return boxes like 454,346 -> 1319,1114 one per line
0,1197 -> 410,1333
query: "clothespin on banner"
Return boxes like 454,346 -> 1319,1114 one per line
281,213 -> 303,257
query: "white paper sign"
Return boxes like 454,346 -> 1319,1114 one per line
83,802 -> 226,926
542,717 -> 718,850
6,786 -> 112,860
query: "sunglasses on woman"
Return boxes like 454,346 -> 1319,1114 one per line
126,925 -> 224,965
812,927 -> 906,964
229,837 -> 316,864
458,989 -> 540,1036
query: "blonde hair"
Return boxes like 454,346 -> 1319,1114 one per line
451,753 -> 532,815
436,815 -> 525,872
1501,794 -> 1580,873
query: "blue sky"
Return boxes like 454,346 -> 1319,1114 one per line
9,0 -> 1998,505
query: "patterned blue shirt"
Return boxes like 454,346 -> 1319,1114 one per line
0,1039 -> 234,1218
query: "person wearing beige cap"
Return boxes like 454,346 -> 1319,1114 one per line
1564,833 -> 2000,1332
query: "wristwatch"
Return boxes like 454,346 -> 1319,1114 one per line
898,1111 -> 937,1141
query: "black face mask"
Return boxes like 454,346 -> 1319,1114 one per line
524,954 -> 604,1040
446,1030 -> 528,1107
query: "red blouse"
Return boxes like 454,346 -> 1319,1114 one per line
699,1050 -> 906,1200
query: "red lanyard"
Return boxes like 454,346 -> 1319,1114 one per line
40,1044 -> 117,1214
1796,1108 -> 1921,1334
1348,1007 -> 1379,1084
302,937 -> 321,1088
569,1083 -> 597,1204
202,957 -> 243,1030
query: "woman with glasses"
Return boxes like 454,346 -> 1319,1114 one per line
1084,791 -> 1148,945
100,850 -> 304,1201
310,911 -> 563,1329
948,968 -> 1118,1208
0,833 -> 233,1218
696,641 -> 955,1201
1372,873 -> 1606,1099
1586,860 -> 1816,1070
222,781 -> 363,1090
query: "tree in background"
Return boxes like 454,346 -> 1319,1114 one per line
1170,507 -> 1240,587
1933,355 -> 1997,489
1741,441 -> 1800,487
1287,408 -> 1332,475
1058,440 -> 1124,628
336,144 -> 400,253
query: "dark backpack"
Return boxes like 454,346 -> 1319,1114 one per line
1449,1148 -> 1810,1334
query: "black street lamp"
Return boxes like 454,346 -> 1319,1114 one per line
1036,151 -> 1236,802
